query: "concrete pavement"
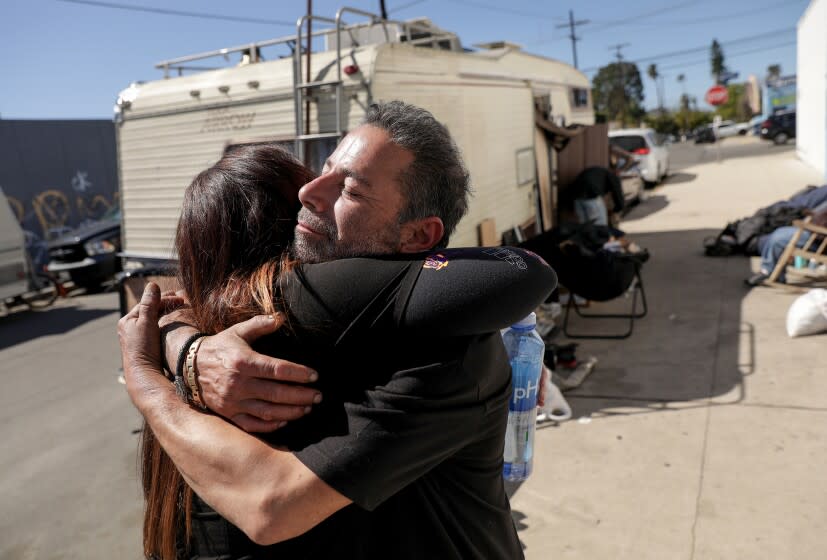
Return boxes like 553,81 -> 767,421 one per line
511,137 -> 827,559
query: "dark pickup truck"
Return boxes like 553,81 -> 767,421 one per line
46,206 -> 121,290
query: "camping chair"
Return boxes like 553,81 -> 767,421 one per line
519,229 -> 648,340
559,249 -> 647,340
767,218 -> 827,290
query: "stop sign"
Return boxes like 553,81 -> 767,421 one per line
705,85 -> 729,106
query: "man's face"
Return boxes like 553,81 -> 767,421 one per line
293,125 -> 414,263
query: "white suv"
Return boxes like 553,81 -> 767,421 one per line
609,128 -> 670,187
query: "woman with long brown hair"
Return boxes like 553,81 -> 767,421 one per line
135,143 -> 556,559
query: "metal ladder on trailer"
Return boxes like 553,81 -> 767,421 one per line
292,7 -> 401,164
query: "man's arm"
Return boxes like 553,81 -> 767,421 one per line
160,307 -> 322,432
123,285 -> 351,544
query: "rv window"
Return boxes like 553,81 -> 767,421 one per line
571,88 -> 589,108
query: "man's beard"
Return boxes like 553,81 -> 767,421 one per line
293,207 -> 401,263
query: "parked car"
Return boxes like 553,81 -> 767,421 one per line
46,205 -> 122,290
694,125 -> 716,144
760,110 -> 796,145
609,128 -> 670,187
618,166 -> 645,207
716,120 -> 750,138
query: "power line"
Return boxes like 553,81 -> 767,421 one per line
390,0 -> 431,13
443,0 -> 557,19
587,0 -> 700,32
55,0 -> 295,26
555,10 -> 589,69
617,0 -> 806,27
657,40 -> 796,72
580,27 -> 796,73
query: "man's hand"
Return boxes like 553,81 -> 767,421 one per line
195,315 -> 321,432
118,282 -> 166,407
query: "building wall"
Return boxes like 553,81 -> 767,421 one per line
0,120 -> 118,247
797,0 -> 827,179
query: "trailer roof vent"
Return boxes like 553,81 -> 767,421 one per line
473,41 -> 522,51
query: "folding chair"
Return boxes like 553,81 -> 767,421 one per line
767,218 -> 827,290
518,229 -> 648,340
561,256 -> 648,340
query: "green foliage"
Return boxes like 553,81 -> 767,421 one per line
647,63 -> 663,110
643,112 -> 678,135
715,83 -> 749,121
592,61 -> 645,126
766,64 -> 782,83
643,108 -> 714,135
710,39 -> 726,83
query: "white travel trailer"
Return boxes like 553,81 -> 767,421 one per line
0,187 -> 29,303
115,7 -> 594,266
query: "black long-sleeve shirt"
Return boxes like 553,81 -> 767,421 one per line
564,166 -> 625,213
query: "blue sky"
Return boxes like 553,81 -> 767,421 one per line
1,0 -> 808,119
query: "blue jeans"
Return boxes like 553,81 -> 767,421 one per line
759,226 -> 812,282
574,197 -> 608,226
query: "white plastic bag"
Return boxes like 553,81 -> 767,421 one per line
786,289 -> 827,337
537,379 -> 572,423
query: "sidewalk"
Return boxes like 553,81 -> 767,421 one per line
511,138 -> 827,559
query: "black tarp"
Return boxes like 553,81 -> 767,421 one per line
0,119 -> 118,249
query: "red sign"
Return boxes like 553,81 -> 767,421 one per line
705,85 -> 729,106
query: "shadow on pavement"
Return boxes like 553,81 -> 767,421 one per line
0,304 -> 113,351
662,171 -> 697,186
509,229 -> 756,542
697,140 -> 794,165
623,194 -> 668,222
549,228 -> 754,416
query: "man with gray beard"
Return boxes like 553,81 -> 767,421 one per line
123,101 -> 528,558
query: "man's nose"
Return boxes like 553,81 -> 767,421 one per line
298,174 -> 337,213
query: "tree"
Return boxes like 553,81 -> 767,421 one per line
677,73 -> 686,95
710,39 -> 727,84
766,64 -> 782,84
715,83 -> 749,121
647,63 -> 663,111
592,61 -> 645,126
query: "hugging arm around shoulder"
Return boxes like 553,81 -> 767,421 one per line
400,246 -> 557,335
286,246 -> 557,340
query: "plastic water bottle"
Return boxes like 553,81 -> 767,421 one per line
502,312 -> 545,481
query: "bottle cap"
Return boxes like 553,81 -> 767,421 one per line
511,312 -> 536,330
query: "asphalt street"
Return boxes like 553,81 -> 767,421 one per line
667,135 -> 795,173
0,291 -> 142,560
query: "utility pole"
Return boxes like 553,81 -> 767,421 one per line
555,10 -> 589,69
609,43 -> 630,126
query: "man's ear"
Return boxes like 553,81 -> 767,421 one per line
398,217 -> 445,253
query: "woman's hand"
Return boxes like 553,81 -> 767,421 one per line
118,282 -> 166,406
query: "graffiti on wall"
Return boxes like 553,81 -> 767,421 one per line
6,171 -> 118,270
4,168 -> 118,242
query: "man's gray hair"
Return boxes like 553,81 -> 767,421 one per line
363,101 -> 470,247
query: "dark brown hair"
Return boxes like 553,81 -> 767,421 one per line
139,144 -> 315,560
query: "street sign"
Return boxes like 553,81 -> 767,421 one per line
719,71 -> 739,85
705,85 -> 729,106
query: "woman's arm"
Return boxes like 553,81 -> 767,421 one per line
398,246 -> 557,336
121,285 -> 351,545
